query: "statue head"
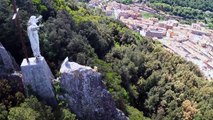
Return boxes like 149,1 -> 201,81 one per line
27,16 -> 38,26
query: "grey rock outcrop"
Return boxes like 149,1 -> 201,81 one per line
0,42 -> 24,92
59,57 -> 128,120
0,42 -> 22,79
0,42 -> 19,75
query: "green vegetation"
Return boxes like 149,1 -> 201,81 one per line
148,0 -> 213,28
60,109 -> 77,120
0,0 -> 213,120
7,96 -> 77,120
116,0 -> 133,4
149,0 -> 213,12
127,105 -> 149,120
150,2 -> 204,19
0,79 -> 25,108
0,104 -> 8,120
141,11 -> 155,19
141,11 -> 165,20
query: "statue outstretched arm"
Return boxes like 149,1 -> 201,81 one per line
31,24 -> 44,31
35,15 -> 42,23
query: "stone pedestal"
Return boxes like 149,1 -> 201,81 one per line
21,57 -> 57,106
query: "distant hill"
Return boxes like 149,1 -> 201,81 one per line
148,0 -> 213,28
149,0 -> 213,12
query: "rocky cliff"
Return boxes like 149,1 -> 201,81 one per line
0,42 -> 22,82
0,42 -> 19,75
0,42 -> 24,97
59,58 -> 128,120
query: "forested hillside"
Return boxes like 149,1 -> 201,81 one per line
149,0 -> 213,12
1,0 -> 213,120
148,0 -> 213,28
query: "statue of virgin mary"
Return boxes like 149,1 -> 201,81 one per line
27,15 -> 43,58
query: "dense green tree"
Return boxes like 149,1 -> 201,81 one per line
0,79 -> 24,108
126,105 -> 149,120
61,109 -> 77,120
0,104 -> 8,120
8,96 -> 54,120
8,107 -> 40,120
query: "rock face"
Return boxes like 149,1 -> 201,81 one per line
0,42 -> 22,80
60,58 -> 128,120
0,42 -> 19,75
21,57 -> 57,106
0,42 -> 24,92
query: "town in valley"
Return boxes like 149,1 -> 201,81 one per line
89,0 -> 213,80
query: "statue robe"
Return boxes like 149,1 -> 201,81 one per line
27,23 -> 41,57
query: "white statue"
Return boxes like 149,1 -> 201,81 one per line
27,15 -> 43,58
114,8 -> 121,20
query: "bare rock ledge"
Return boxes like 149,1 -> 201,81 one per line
59,57 -> 128,120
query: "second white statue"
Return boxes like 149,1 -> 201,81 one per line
27,15 -> 43,59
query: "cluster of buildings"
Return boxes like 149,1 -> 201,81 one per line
89,0 -> 213,80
